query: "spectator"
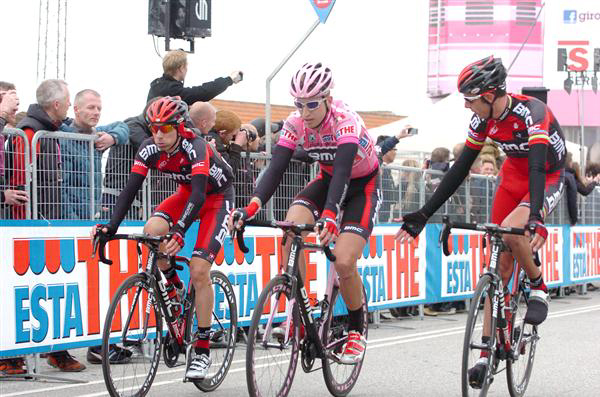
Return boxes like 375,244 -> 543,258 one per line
1,83 -> 28,210
480,155 -> 498,176
60,89 -> 128,219
398,158 -> 420,215
453,142 -> 465,162
376,135 -> 399,223
8,79 -> 68,220
480,141 -> 504,170
585,162 -> 600,184
235,123 -> 261,205
147,49 -> 242,105
207,109 -> 246,176
189,101 -> 217,134
100,98 -> 162,219
0,83 -> 29,375
565,152 -> 597,225
10,80 -> 83,370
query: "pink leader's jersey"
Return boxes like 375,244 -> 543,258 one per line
277,99 -> 379,178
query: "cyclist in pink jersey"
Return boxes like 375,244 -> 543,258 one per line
230,63 -> 381,364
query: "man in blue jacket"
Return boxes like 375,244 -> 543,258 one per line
60,89 -> 128,219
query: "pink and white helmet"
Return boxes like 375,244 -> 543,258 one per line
289,63 -> 334,99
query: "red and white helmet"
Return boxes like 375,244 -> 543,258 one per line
290,63 -> 334,99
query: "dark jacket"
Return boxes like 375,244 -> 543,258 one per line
565,167 -> 597,225
147,73 -> 233,105
9,104 -> 61,219
206,131 -> 243,177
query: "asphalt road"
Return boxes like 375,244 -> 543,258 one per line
2,287 -> 599,397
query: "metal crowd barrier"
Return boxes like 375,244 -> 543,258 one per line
3,128 -> 600,225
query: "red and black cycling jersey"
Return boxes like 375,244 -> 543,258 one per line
107,136 -> 233,235
132,136 -> 233,194
465,93 -> 566,172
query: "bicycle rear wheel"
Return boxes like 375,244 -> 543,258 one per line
321,285 -> 369,397
246,275 -> 300,397
506,273 -> 538,397
187,270 -> 238,392
102,273 -> 163,397
462,274 -> 497,397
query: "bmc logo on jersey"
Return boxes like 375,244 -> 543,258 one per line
139,144 -> 159,161
308,151 -> 336,162
513,103 -> 533,126
182,139 -> 197,159
470,116 -> 483,130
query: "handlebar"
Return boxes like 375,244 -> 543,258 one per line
232,219 -> 337,262
439,215 -> 526,257
92,230 -> 186,269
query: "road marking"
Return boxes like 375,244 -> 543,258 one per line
4,303 -> 599,397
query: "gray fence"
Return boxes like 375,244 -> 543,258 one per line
2,128 -> 599,225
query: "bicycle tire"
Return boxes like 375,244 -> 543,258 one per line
462,273 -> 497,397
102,273 -> 163,397
188,270 -> 238,392
506,273 -> 538,397
322,285 -> 369,397
246,275 -> 300,397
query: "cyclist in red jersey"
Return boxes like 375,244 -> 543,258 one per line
395,56 -> 565,388
229,63 -> 381,364
92,97 -> 234,380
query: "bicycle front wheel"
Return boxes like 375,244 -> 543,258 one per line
321,285 -> 369,397
246,275 -> 300,397
506,274 -> 538,397
102,273 -> 163,397
187,270 -> 238,392
462,274 -> 497,397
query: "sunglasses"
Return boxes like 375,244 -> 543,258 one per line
463,94 -> 481,103
150,123 -> 177,134
294,97 -> 326,111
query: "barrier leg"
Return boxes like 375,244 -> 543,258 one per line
418,304 -> 424,320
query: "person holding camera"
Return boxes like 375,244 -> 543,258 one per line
147,50 -> 242,106
206,109 -> 248,177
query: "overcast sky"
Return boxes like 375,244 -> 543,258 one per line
0,1 -> 430,124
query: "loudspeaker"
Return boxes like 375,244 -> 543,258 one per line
148,0 -> 211,39
557,48 -> 568,71
522,87 -> 549,104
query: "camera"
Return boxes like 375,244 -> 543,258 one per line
407,127 -> 418,136
241,127 -> 257,143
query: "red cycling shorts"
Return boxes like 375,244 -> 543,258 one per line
153,184 -> 234,262
491,158 -> 564,225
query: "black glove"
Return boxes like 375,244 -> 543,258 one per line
400,210 -> 429,238
96,223 -> 117,236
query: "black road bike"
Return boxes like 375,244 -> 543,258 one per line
93,232 -> 237,396
440,216 -> 540,397
234,219 -> 368,397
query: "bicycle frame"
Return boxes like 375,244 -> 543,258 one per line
440,216 -> 529,356
94,234 -> 190,348
237,220 -> 339,359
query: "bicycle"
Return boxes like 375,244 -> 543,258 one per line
439,216 -> 540,397
92,231 -> 238,396
233,219 -> 368,397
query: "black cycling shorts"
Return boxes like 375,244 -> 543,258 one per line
291,168 -> 381,240
153,184 -> 234,262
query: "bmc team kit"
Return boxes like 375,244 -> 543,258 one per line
234,219 -> 368,397
439,216 -> 540,397
92,231 -> 237,396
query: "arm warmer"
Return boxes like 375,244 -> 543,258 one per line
253,145 -> 294,204
527,143 -> 548,221
324,143 -> 358,214
421,146 -> 479,217
108,172 -> 146,229
174,174 -> 208,233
